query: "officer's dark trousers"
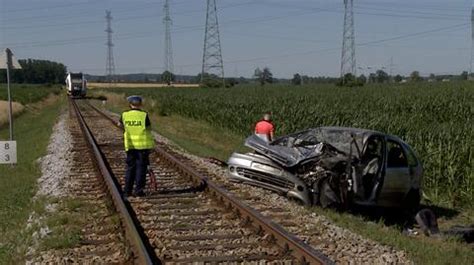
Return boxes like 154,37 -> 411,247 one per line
124,149 -> 150,195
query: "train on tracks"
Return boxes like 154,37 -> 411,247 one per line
65,72 -> 87,98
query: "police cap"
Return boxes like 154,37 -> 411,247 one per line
127,95 -> 143,105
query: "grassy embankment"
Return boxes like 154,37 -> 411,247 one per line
91,82 -> 473,265
0,85 -> 63,264
0,101 -> 24,125
0,84 -> 61,126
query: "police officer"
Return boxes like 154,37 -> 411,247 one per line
118,96 -> 155,197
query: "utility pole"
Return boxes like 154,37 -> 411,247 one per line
470,7 -> 474,79
105,10 -> 115,86
163,0 -> 174,74
340,0 -> 356,80
202,0 -> 225,86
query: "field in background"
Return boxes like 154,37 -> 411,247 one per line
88,82 -> 199,89
98,82 -> 474,209
0,84 -> 61,105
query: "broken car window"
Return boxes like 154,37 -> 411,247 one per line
387,140 -> 408,168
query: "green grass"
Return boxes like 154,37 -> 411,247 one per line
37,198 -> 92,252
312,207 -> 474,265
0,95 -> 63,263
0,84 -> 61,104
40,229 -> 81,251
151,114 -> 248,160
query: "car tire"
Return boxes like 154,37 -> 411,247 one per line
319,179 -> 340,209
403,188 -> 421,214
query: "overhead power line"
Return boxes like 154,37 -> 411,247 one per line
255,1 -> 470,22
4,0 -> 95,13
354,5 -> 464,18
1,1 -> 260,32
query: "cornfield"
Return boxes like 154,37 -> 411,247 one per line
107,82 -> 473,208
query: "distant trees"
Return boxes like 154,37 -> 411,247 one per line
460,71 -> 468,80
410,71 -> 422,82
358,74 -> 367,84
336,73 -> 364,87
0,59 -> 66,84
375,70 -> 389,83
196,73 -> 225,88
367,73 -> 376,83
394,74 -> 403,83
254,67 -> 273,86
292,73 -> 302,85
161,71 -> 175,85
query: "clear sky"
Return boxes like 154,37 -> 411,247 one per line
0,0 -> 473,78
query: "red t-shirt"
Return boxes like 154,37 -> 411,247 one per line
255,120 -> 274,134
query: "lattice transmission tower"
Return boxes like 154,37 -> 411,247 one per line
202,0 -> 224,85
340,0 -> 356,78
470,7 -> 474,78
105,10 -> 115,84
163,0 -> 174,73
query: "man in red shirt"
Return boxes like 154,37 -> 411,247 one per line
255,113 -> 275,142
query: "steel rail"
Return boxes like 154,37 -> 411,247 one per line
86,101 -> 334,265
70,99 -> 155,265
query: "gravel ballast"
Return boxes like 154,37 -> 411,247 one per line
36,113 -> 74,197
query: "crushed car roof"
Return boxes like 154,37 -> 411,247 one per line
245,127 -> 391,168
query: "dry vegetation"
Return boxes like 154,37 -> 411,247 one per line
0,101 -> 25,126
88,82 -> 199,89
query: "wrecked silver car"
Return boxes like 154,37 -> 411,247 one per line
227,127 -> 422,210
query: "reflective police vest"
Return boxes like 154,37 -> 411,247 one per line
121,110 -> 155,151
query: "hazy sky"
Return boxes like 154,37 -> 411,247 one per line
1,0 -> 473,78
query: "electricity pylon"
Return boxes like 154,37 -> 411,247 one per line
202,0 -> 225,86
105,10 -> 115,85
163,0 -> 174,74
340,0 -> 356,78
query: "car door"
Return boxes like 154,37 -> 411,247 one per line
378,137 -> 411,205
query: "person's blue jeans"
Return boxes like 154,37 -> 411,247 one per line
124,149 -> 150,195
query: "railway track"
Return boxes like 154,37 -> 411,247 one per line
30,107 -> 131,263
70,98 -> 333,264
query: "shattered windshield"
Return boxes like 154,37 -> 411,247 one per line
273,128 -> 364,157
312,128 -> 361,155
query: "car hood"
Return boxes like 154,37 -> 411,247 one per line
244,135 -> 326,167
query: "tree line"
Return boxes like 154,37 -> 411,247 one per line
0,59 -> 67,84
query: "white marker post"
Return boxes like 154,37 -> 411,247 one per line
0,48 -> 22,164
0,141 -> 17,164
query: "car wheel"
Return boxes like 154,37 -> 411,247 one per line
403,188 -> 421,214
319,179 -> 340,209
